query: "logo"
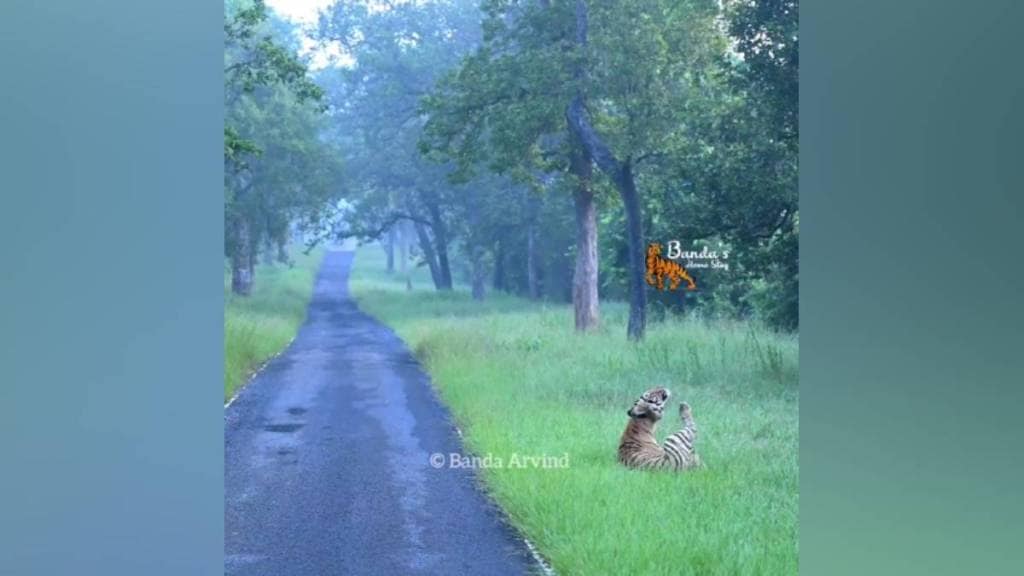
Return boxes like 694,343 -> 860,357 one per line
645,241 -> 732,292
645,242 -> 697,292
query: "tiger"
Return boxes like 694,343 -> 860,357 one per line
618,387 -> 701,471
645,243 -> 697,291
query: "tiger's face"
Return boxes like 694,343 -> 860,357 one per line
627,387 -> 671,421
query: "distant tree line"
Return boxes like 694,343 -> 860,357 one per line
223,0 -> 798,337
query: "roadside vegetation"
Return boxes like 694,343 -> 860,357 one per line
224,247 -> 323,401
350,248 -> 798,575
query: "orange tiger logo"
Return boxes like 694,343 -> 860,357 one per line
645,243 -> 697,291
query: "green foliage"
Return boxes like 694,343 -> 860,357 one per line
351,246 -> 798,574
224,247 -> 323,400
728,0 -> 798,144
420,0 -> 573,178
224,124 -> 260,165
224,0 -> 799,326
224,0 -> 323,108
224,0 -> 343,292
227,85 -> 343,242
584,0 -> 724,159
315,0 -> 481,235
416,0 -> 799,330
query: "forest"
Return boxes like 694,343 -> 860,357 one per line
224,0 -> 799,338
223,2 -> 799,572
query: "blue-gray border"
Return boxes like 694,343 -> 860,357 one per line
2,0 -> 1023,574
801,1 -> 1024,573
1,1 -> 224,573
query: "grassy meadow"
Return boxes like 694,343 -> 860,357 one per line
223,247 -> 323,401
349,247 -> 799,575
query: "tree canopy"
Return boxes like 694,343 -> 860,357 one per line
224,0 -> 799,334
224,0 -> 343,295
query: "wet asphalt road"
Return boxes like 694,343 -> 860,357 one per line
224,250 -> 537,575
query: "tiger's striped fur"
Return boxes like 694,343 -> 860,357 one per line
618,387 -> 701,471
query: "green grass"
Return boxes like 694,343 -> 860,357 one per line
350,247 -> 798,575
224,247 -> 324,401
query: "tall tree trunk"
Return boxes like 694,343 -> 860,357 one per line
570,143 -> 600,331
467,192 -> 487,301
436,239 -> 453,290
231,217 -> 254,296
526,192 -> 541,300
398,221 -> 408,274
247,234 -> 257,289
557,0 -> 601,333
262,239 -> 275,265
414,220 -> 442,290
569,116 -> 648,339
565,0 -> 647,340
493,238 -> 506,291
425,200 -> 453,290
527,222 -> 540,299
617,160 -> 647,340
471,250 -> 486,301
385,226 -> 395,273
276,238 -> 290,266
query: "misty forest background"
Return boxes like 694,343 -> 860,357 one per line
224,1 -> 798,572
224,0 -> 798,338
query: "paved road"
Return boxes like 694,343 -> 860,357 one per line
225,250 -> 537,575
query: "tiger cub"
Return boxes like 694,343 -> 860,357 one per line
618,387 -> 701,471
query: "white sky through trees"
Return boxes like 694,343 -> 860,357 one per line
266,0 -> 349,68
266,0 -> 332,23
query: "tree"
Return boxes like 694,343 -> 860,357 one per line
316,0 -> 485,292
420,0 -> 605,329
224,0 -> 343,295
302,0 -> 799,333
643,0 -> 798,330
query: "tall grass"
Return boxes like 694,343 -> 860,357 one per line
351,247 -> 798,575
223,248 -> 323,401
